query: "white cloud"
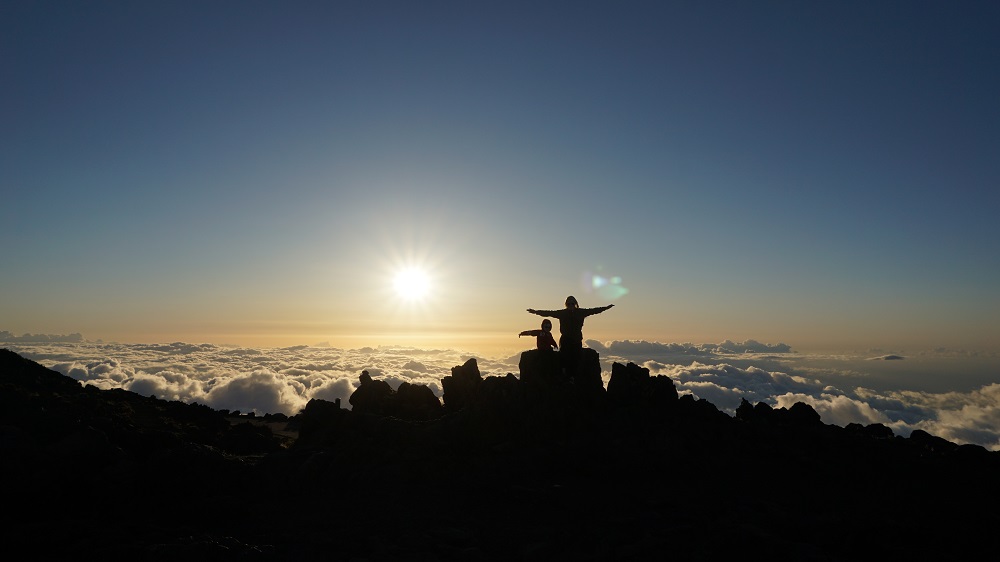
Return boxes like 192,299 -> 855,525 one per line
51,361 -> 93,381
605,343 -> 1000,450
0,331 -> 84,343
640,361 -> 825,406
126,372 -> 192,402
203,369 -> 309,415
309,377 -> 357,405
51,358 -> 135,383
2,341 -> 517,417
587,338 -> 792,359
773,393 -> 891,427
863,383 -> 1000,449
402,360 -> 428,372
7,339 -> 1000,450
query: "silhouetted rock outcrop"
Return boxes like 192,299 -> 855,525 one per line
348,369 -> 393,414
735,397 -> 823,428
846,421 -> 896,440
346,370 -> 444,421
517,348 -> 563,386
786,400 -> 823,426
518,347 -> 603,394
607,361 -> 678,412
909,428 -> 960,455
441,357 -> 482,412
393,380 -> 445,420
735,396 -> 756,420
570,347 -> 604,393
293,396 -> 346,449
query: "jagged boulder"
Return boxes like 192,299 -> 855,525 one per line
955,443 -> 992,461
345,371 -> 443,421
518,348 -> 563,386
753,401 -> 774,418
607,361 -> 678,411
441,358 -> 482,412
675,393 -> 728,422
474,373 -> 523,407
349,370 -> 393,415
607,361 -> 646,404
909,429 -> 959,455
293,397 -> 347,449
737,400 -> 823,428
735,400 -> 776,424
519,347 -> 600,385
573,347 -> 605,394
786,401 -> 823,427
845,422 -> 895,440
393,381 -> 444,421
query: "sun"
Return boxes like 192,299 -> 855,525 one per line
393,267 -> 431,301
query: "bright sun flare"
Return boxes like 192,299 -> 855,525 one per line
393,268 -> 431,301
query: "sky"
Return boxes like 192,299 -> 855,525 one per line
2,1 -> 999,356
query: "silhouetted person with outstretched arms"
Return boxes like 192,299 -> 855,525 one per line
519,318 -> 558,351
527,295 -> 613,376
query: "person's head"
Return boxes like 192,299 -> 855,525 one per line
565,295 -> 578,308
541,319 -> 552,332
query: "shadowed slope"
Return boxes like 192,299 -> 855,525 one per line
2,347 -> 999,560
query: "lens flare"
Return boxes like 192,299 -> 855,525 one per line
581,269 -> 629,300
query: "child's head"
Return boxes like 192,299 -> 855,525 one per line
541,319 -> 552,332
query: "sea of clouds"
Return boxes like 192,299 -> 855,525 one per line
3,333 -> 1000,450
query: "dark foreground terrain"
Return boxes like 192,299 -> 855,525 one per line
1,347 -> 998,561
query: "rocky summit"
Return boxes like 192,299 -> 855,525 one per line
1,346 -> 998,561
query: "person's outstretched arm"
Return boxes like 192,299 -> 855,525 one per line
583,304 -> 615,316
527,308 -> 559,317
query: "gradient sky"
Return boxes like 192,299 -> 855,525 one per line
3,1 -> 998,354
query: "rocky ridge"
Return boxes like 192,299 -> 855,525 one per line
1,347 -> 998,561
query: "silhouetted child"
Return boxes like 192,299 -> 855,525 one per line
519,318 -> 558,351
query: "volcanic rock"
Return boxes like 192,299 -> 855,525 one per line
3,346 -> 1000,561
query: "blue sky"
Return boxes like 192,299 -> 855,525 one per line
2,1 -> 998,353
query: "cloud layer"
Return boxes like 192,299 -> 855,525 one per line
5,337 -> 1000,450
9,341 -> 510,418
1,331 -> 84,343
591,340 -> 1000,450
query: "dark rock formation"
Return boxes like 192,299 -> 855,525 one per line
786,400 -> 824,426
570,347 -> 604,393
735,396 -> 824,427
348,369 -> 393,414
909,428 -> 960,455
344,370 -> 445,422
606,360 -> 678,412
517,347 -> 603,394
517,347 -> 563,386
393,380 -> 445,421
846,422 -> 896,440
440,357 -> 482,412
735,396 -> 756,420
3,346 -> 1000,561
292,396 -> 347,450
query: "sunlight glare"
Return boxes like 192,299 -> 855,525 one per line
393,268 -> 431,301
